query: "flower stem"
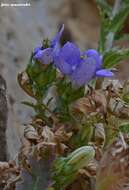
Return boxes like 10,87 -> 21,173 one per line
106,0 -> 122,50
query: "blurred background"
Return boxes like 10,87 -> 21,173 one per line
0,0 -> 129,159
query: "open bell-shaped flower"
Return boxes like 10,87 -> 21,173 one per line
71,49 -> 113,87
54,42 -> 81,74
54,42 -> 114,87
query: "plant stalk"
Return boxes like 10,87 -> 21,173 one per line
106,0 -> 122,50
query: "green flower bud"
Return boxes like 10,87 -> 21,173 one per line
67,146 -> 95,170
52,146 -> 95,189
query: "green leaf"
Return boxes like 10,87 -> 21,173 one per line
123,93 -> 129,103
21,101 -> 36,109
53,146 -> 95,189
27,53 -> 56,90
57,79 -> 84,105
26,60 -> 44,80
123,0 -> 129,6
56,78 -> 85,122
98,10 -> 110,53
96,0 -> 111,16
115,33 -> 129,41
26,60 -> 56,100
98,0 -> 129,52
72,123 -> 94,147
119,122 -> 129,133
109,5 -> 129,34
103,48 -> 129,68
34,64 -> 56,88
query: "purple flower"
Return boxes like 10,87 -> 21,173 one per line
34,24 -> 64,64
34,48 -> 53,64
70,57 -> 97,87
54,43 -> 113,87
34,46 -> 42,55
83,49 -> 103,70
54,42 -> 81,74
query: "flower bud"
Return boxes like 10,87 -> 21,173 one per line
67,146 -> 95,170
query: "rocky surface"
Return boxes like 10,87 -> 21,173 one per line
0,75 -> 7,161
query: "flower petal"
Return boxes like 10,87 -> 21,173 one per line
34,48 -> 53,64
96,69 -> 114,77
33,46 -> 42,55
54,56 -> 72,74
70,57 -> 96,87
85,49 -> 99,57
60,42 -> 81,66
51,24 -> 64,48
84,49 -> 102,69
53,42 -> 81,74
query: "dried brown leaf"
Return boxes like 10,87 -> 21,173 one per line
108,97 -> 129,119
91,90 -> 107,114
55,126 -> 73,143
0,161 -> 19,189
41,126 -> 55,142
70,97 -> 94,116
96,137 -> 129,190
102,79 -> 123,93
17,72 -> 35,98
24,124 -> 39,141
71,89 -> 107,119
94,123 -> 105,147
20,137 -> 32,157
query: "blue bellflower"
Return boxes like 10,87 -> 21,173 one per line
34,24 -> 64,64
54,42 -> 113,87
54,42 -> 81,74
33,24 -> 113,87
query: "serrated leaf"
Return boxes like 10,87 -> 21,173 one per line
103,48 -> 129,68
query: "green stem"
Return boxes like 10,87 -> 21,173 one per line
41,103 -> 58,121
112,0 -> 122,18
41,102 -> 54,115
106,0 -> 122,50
